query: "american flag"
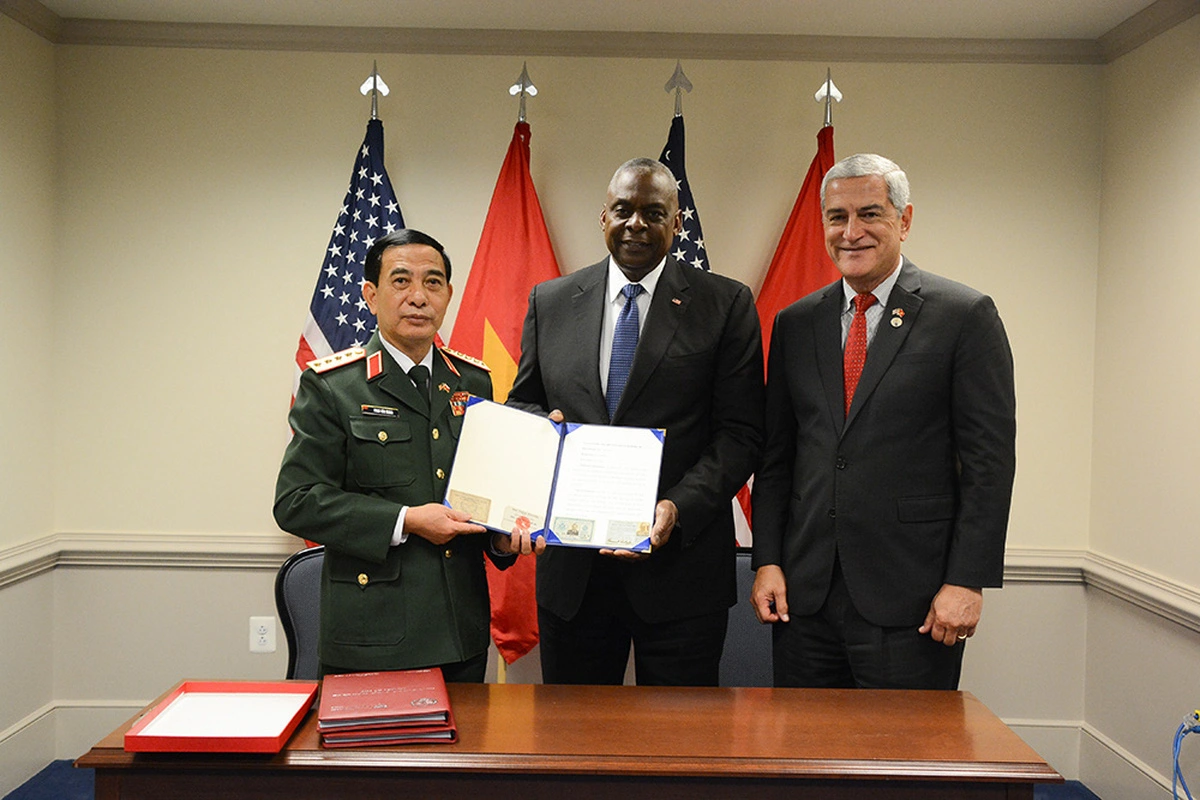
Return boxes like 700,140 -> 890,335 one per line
292,119 -> 404,393
659,112 -> 753,543
658,114 -> 710,272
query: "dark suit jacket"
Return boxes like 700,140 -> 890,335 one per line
274,332 -> 512,671
751,259 -> 1016,627
508,257 -> 765,624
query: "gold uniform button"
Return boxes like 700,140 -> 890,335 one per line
357,573 -> 369,586
444,549 -> 453,559
432,428 -> 440,440
436,468 -> 446,480
377,430 -> 388,442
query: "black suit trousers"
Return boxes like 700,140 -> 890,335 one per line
771,555 -> 964,690
538,558 -> 729,687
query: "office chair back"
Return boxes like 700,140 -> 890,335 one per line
274,545 -> 324,680
718,547 -> 773,687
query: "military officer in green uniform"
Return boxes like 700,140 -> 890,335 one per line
275,228 -> 521,681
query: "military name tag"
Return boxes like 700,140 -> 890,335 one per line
361,404 -> 400,418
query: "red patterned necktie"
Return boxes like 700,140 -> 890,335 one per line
844,292 -> 877,416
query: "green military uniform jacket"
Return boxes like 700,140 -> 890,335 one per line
274,332 -> 510,671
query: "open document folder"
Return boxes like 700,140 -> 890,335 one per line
444,398 -> 665,551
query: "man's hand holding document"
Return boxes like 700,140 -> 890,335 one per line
444,398 -> 665,553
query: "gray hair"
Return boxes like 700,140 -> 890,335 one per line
821,153 -> 910,213
611,158 -> 677,194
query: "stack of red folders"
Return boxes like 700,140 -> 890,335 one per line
317,668 -> 458,747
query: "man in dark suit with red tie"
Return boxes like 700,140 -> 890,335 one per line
751,154 -> 1016,689
507,158 -> 764,686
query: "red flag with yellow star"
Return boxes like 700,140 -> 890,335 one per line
449,121 -> 560,664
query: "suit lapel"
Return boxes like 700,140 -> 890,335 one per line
613,258 -> 688,422
368,334 -> 432,419
813,282 -> 846,431
429,348 -> 459,426
570,262 -> 610,421
844,259 -> 923,432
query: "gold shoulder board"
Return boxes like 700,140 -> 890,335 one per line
307,347 -> 367,374
440,348 -> 491,372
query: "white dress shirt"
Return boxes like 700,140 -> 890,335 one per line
599,256 -> 665,394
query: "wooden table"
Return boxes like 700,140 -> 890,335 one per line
77,683 -> 1060,799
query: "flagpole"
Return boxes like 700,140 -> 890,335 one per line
509,62 -> 538,123
492,60 -> 541,686
359,61 -> 390,121
814,68 -> 842,128
664,59 -> 693,118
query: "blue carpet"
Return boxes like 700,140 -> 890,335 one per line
1036,782 -> 1103,799
4,761 -> 93,800
8,759 -> 1102,799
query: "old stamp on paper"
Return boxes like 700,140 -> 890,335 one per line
448,490 -> 491,523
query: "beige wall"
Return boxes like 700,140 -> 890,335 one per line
45,45 -> 1100,553
4,8 -> 1200,797
1085,14 -> 1200,799
0,15 -> 56,550
0,18 -> 58,789
1094,13 -> 1200,587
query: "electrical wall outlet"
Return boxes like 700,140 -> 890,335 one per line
249,616 -> 277,653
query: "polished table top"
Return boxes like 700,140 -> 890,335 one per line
79,682 -> 1060,785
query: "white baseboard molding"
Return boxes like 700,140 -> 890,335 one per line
0,703 -> 56,797
0,702 -> 55,749
1003,718 -> 1083,780
53,701 -> 153,760
0,699 -> 158,789
1080,721 -> 1173,799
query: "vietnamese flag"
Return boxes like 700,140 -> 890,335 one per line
756,124 -> 838,373
449,121 -> 561,665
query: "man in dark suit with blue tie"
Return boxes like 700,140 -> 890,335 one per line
751,154 -> 1016,690
507,158 -> 765,686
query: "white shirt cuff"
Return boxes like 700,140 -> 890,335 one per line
391,506 -> 410,546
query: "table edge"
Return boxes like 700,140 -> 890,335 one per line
77,746 -> 1062,783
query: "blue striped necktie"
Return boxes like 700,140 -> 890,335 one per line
606,283 -> 644,418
